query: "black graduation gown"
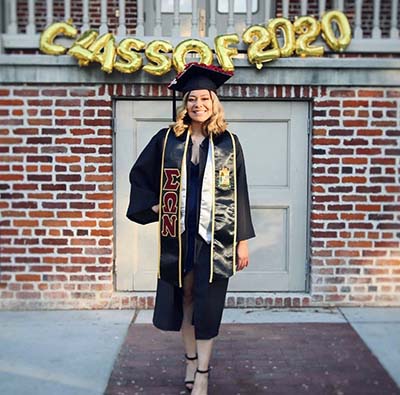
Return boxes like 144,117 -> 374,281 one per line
126,128 -> 255,339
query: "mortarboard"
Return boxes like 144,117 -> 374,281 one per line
168,62 -> 233,121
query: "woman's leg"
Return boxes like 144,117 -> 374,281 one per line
190,239 -> 228,394
192,338 -> 213,395
181,271 -> 197,389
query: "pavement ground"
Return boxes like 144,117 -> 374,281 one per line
0,308 -> 399,395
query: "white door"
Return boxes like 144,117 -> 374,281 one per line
115,100 -> 309,291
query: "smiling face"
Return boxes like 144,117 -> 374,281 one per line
186,89 -> 213,126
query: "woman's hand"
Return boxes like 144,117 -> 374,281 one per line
236,240 -> 249,271
151,204 -> 159,213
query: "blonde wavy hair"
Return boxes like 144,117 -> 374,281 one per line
171,90 -> 228,137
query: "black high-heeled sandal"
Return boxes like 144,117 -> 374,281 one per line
184,354 -> 198,392
193,368 -> 210,392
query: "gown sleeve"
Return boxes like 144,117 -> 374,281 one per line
126,128 -> 167,225
234,134 -> 256,241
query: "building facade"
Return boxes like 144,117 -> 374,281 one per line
0,0 -> 399,309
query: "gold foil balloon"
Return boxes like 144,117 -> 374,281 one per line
267,17 -> 295,58
242,24 -> 279,70
293,16 -> 324,57
88,33 -> 116,73
321,10 -> 352,52
214,34 -> 239,72
172,39 -> 213,72
67,29 -> 99,66
39,21 -> 77,55
143,40 -> 173,76
115,38 -> 146,74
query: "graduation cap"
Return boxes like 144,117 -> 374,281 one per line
168,62 -> 233,121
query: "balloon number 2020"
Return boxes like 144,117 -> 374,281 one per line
243,10 -> 351,69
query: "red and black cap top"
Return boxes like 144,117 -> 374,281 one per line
168,62 -> 233,93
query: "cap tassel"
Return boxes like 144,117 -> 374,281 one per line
172,89 -> 177,122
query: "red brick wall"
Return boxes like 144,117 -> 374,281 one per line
0,86 -> 115,308
309,88 -> 400,305
0,84 -> 399,309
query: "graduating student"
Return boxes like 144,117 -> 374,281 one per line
126,62 -> 255,394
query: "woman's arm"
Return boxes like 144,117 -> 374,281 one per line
126,129 -> 167,224
236,239 -> 249,271
233,134 -> 255,271
234,134 -> 256,241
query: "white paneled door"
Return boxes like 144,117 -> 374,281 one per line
115,100 -> 309,291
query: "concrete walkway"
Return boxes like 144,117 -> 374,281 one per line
341,307 -> 400,388
0,308 -> 399,394
0,310 -> 133,395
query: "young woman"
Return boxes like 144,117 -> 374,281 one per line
127,63 -> 255,394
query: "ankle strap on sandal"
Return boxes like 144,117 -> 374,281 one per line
185,353 -> 198,361
196,368 -> 209,374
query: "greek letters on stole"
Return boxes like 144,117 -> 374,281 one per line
158,128 -> 237,287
